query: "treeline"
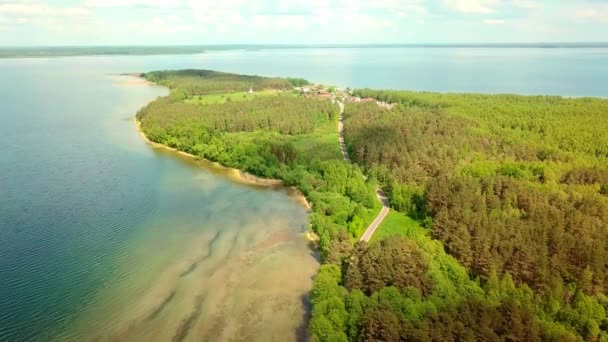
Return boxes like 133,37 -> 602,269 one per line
143,69 -> 303,95
332,89 -> 608,340
137,70 -> 378,261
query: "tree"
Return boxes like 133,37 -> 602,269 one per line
345,236 -> 432,295
311,265 -> 344,304
360,309 -> 401,342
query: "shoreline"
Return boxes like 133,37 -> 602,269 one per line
135,119 -> 312,211
111,74 -> 156,86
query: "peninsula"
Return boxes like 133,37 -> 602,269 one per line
137,69 -> 608,341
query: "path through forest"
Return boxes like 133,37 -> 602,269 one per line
337,101 -> 389,242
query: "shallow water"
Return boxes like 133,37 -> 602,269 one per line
1,47 -> 607,341
0,61 -> 317,341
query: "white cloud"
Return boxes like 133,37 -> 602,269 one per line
84,0 -> 183,8
188,0 -> 249,24
367,0 -> 428,13
0,2 -> 91,17
442,0 -> 500,14
0,1 -> 91,30
182,0 -> 424,37
511,0 -> 543,10
140,15 -> 192,33
577,9 -> 598,18
575,4 -> 608,21
442,0 -> 544,15
1,0 -> 603,45
484,18 -> 505,24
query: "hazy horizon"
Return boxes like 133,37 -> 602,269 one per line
2,42 -> 608,58
3,42 -> 608,48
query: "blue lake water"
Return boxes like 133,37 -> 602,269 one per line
10,47 -> 601,96
1,47 -> 607,341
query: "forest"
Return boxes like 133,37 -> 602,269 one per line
143,69 -> 308,95
137,70 -> 379,261
137,70 -> 608,341
335,89 -> 608,340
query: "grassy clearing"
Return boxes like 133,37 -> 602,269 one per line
292,132 -> 341,162
370,211 -> 425,243
182,90 -> 295,105
283,108 -> 342,163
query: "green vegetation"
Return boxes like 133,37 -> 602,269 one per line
333,88 -> 608,340
371,211 -> 422,242
182,90 -> 283,105
143,69 -> 295,96
137,70 -> 378,264
137,70 -> 608,341
311,231 -> 581,341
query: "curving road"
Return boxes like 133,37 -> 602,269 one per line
360,190 -> 390,242
337,101 -> 389,242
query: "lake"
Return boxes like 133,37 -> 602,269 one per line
0,57 -> 317,341
1,47 -> 607,341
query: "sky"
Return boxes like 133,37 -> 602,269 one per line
0,0 -> 607,46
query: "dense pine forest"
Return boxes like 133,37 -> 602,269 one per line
337,89 -> 608,341
138,70 -> 608,341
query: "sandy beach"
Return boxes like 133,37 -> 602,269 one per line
111,74 -> 156,86
135,119 -> 312,210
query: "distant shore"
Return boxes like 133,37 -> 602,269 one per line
3,43 -> 608,59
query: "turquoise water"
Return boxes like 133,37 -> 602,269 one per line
0,59 -> 316,341
1,47 -> 607,340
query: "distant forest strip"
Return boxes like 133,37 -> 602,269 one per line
137,70 -> 608,341
3,43 -> 608,58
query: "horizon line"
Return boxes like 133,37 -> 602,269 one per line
2,42 -> 608,49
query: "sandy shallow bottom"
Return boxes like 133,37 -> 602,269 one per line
62,205 -> 318,342
55,77 -> 319,341
1,71 -> 319,342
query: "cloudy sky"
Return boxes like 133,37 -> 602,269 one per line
0,0 -> 607,45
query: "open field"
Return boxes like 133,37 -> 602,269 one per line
370,211 -> 424,242
182,90 -> 296,105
